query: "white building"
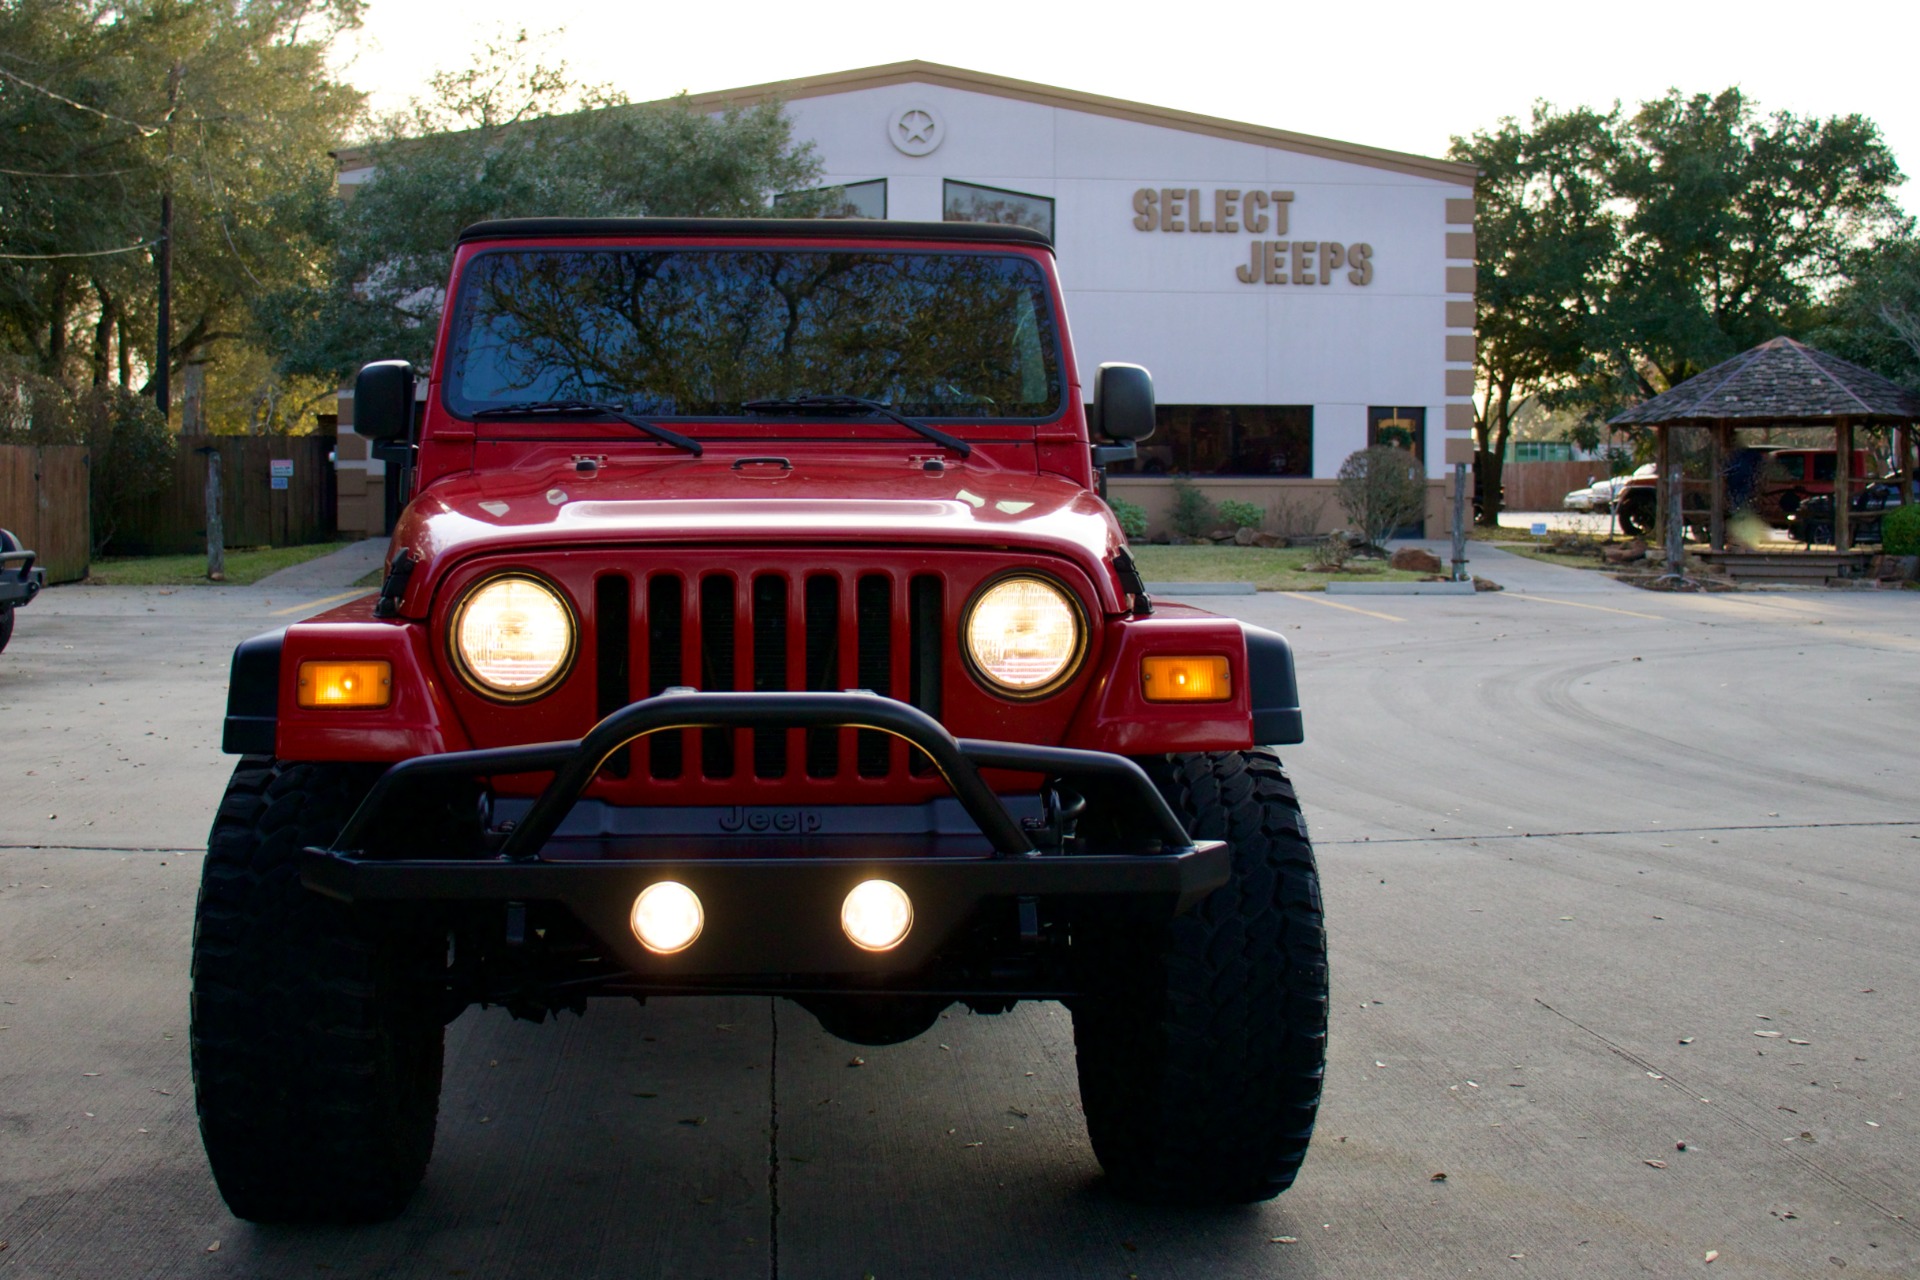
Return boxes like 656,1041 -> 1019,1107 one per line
334,62 -> 1476,539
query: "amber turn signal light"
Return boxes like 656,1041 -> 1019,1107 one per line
1140,654 -> 1231,702
297,660 -> 392,709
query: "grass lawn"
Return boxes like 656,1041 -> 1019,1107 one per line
1129,544 -> 1430,591
87,542 -> 347,587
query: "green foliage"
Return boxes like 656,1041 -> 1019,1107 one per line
79,386 -> 174,553
1449,103 -> 1620,524
1809,236 -> 1920,390
1882,502 -> 1920,557
0,360 -> 77,442
1605,90 -> 1905,393
1215,499 -> 1264,531
1168,480 -> 1215,538
1107,496 -> 1149,541
0,366 -> 172,552
1448,89 -> 1908,524
1336,447 -> 1427,548
264,30 -> 828,381
0,0 -> 366,421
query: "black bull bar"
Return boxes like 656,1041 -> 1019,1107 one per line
301,690 -> 1229,975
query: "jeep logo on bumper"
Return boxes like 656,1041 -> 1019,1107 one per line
718,806 -> 823,834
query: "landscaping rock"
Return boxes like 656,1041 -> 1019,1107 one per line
1233,527 -> 1257,546
1602,540 -> 1648,565
1388,547 -> 1444,574
1253,532 -> 1285,548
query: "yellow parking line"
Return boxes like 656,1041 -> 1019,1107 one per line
1294,594 -> 1405,622
269,589 -> 375,618
1508,594 -> 1664,621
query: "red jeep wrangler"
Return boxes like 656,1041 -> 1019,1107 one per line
193,218 -> 1325,1222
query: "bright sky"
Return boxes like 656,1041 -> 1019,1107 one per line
330,0 -> 1918,217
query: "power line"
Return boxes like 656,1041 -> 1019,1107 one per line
0,238 -> 158,260
0,163 -> 144,178
0,65 -> 164,137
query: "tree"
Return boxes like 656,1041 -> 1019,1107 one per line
1448,89 -> 1906,524
262,30 -> 829,382
0,0 -> 365,428
1449,105 -> 1619,525
1811,235 -> 1920,390
1336,446 -> 1427,549
1604,89 -> 1906,396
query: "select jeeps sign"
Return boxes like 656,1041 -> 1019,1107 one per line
1129,188 -> 1374,286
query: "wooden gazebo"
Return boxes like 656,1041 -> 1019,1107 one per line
1610,337 -> 1920,553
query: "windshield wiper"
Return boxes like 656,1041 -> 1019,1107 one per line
740,395 -> 971,458
470,400 -> 702,456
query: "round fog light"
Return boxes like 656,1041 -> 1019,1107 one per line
841,879 -> 913,952
631,881 -> 703,954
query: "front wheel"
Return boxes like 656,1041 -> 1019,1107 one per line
1071,750 -> 1328,1204
1617,498 -> 1654,537
191,758 -> 446,1223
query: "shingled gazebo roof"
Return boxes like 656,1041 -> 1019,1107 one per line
1610,336 -> 1920,427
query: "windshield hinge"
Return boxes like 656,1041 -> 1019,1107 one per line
373,551 -> 417,619
1112,547 -> 1154,617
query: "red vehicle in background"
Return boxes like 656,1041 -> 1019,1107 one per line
1613,447 -> 1872,536
193,219 -> 1327,1223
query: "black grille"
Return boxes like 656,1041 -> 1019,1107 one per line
646,575 -> 684,778
605,568 -> 943,783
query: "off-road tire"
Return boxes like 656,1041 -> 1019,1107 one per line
191,757 -> 445,1223
0,605 -> 12,654
1072,749 -> 1327,1205
1617,497 -> 1654,538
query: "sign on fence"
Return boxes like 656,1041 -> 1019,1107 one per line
111,436 -> 336,555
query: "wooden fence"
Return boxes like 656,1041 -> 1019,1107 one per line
0,445 -> 91,584
1499,460 -> 1614,511
111,435 -> 336,555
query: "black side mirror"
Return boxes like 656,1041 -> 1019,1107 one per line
1090,363 -> 1155,442
353,360 -> 415,442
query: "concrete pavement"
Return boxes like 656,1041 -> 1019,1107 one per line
3,562 -> 1917,1277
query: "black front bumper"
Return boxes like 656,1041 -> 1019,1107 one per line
302,690 -> 1228,977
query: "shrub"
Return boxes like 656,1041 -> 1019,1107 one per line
1168,480 -> 1215,538
1336,447 -> 1428,548
0,364 -> 77,443
1106,496 -> 1149,541
1883,501 -> 1920,557
1215,499 -> 1263,531
1268,490 -> 1326,537
79,387 -> 175,554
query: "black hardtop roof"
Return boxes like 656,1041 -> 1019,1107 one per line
455,217 -> 1053,249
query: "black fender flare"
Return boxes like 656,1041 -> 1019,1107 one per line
222,629 -> 284,755
1239,623 -> 1304,746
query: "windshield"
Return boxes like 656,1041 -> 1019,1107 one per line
444,247 -> 1063,421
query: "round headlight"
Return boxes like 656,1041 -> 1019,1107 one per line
964,575 -> 1084,695
450,575 -> 576,698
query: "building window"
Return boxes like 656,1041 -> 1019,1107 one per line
774,178 -> 887,219
1368,406 -> 1425,457
1107,405 -> 1313,477
943,179 -> 1054,241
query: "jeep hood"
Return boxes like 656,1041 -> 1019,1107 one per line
385,456 -> 1129,617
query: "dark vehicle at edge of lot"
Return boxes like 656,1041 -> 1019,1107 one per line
1786,476 -> 1906,546
191,218 -> 1329,1225
0,527 -> 43,654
